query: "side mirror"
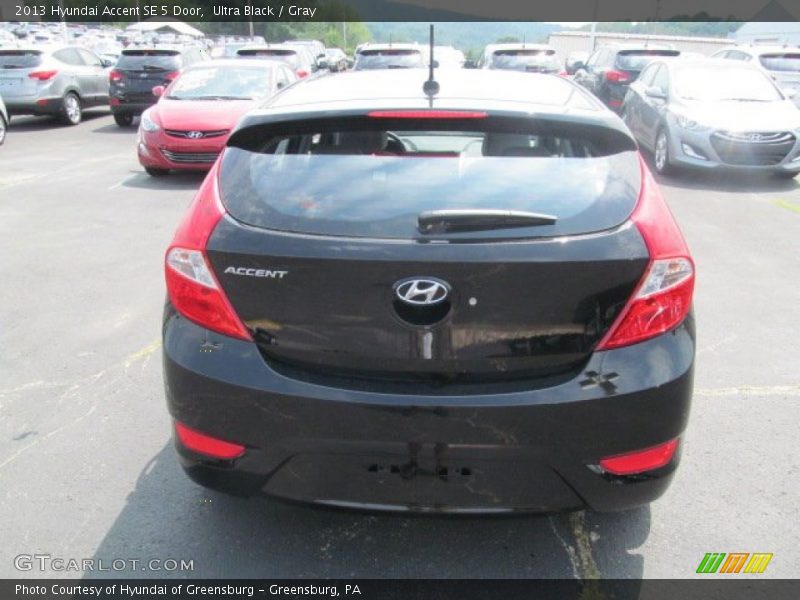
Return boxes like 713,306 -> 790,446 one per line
152,85 -> 165,97
101,58 -> 114,68
645,86 -> 667,100
317,53 -> 326,60
571,60 -> 585,71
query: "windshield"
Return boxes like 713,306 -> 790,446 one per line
221,121 -> 639,240
167,66 -> 272,100
616,50 -> 679,71
355,50 -> 424,70
490,50 -> 559,72
674,66 -> 783,102
759,53 -> 800,73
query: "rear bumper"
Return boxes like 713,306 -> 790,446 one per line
5,96 -> 65,116
163,308 -> 695,514
110,101 -> 153,116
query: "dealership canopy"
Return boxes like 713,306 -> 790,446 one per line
125,20 -> 205,38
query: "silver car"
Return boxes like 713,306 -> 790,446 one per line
712,45 -> 800,101
0,45 -> 112,125
623,58 -> 800,178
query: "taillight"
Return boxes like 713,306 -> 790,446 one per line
558,70 -> 569,77
598,439 -> 679,476
368,110 -> 487,119
605,70 -> 630,83
175,422 -> 245,460
109,69 -> 123,83
164,71 -> 179,81
296,69 -> 309,78
28,70 -> 58,81
597,158 -> 694,350
165,165 -> 251,341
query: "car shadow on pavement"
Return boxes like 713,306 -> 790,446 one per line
642,153 -> 799,193
85,444 -> 650,585
122,171 -> 207,192
93,122 -> 139,135
7,110 -> 111,131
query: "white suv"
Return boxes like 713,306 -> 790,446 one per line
713,46 -> 800,101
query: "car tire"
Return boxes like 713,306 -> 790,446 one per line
653,129 -> 675,176
114,113 -> 134,127
145,167 -> 169,177
0,116 -> 7,146
61,92 -> 82,126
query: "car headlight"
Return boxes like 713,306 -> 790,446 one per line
140,111 -> 161,133
674,114 -> 701,130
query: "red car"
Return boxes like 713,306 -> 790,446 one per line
137,59 -> 297,176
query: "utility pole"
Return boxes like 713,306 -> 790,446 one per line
590,0 -> 599,52
58,0 -> 68,44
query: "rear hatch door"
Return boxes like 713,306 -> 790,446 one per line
113,49 -> 181,102
0,50 -> 43,97
615,49 -> 680,80
208,114 -> 649,385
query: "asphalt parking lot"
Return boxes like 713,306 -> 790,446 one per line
1,109 -> 799,580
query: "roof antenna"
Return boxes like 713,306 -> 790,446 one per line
423,24 -> 439,98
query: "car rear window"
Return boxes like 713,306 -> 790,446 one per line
490,50 -> 560,72
221,117 -> 640,240
759,53 -> 800,72
117,50 -> 180,70
356,49 -> 424,69
237,49 -> 299,69
0,50 -> 43,69
616,49 -> 679,71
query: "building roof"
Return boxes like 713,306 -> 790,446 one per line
125,20 -> 204,38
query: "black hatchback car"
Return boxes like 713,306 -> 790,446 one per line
574,44 -> 680,112
109,46 -> 208,126
162,69 -> 695,514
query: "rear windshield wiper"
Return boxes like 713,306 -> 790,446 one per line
418,209 -> 558,234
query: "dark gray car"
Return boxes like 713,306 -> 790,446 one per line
623,58 -> 800,178
0,45 -> 111,125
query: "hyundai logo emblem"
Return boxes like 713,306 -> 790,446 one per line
186,131 -> 204,139
394,278 -> 450,306
748,133 -> 763,142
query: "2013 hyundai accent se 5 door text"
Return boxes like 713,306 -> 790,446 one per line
161,69 -> 695,514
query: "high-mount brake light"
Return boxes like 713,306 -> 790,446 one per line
597,158 -> 694,350
164,165 -> 252,341
368,110 -> 487,119
175,422 -> 246,460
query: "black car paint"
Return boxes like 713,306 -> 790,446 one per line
163,70 -> 694,513
163,308 -> 694,513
